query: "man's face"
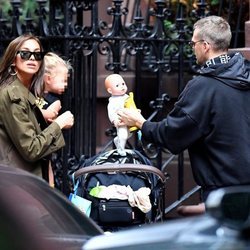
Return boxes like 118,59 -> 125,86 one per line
191,29 -> 207,65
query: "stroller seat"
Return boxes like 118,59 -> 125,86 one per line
72,150 -> 167,231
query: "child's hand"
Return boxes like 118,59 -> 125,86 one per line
46,100 -> 62,122
47,100 -> 61,116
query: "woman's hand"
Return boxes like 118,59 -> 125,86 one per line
54,111 -> 74,129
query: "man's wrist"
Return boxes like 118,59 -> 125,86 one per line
135,118 -> 146,129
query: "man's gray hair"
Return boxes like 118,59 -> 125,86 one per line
194,15 -> 232,51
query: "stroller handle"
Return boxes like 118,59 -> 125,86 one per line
74,163 -> 166,183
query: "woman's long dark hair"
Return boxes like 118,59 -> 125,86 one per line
0,34 -> 45,97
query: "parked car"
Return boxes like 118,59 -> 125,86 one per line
82,186 -> 250,250
2,164 -> 250,250
0,164 -> 103,250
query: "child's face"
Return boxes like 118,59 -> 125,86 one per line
108,78 -> 128,96
45,64 -> 69,94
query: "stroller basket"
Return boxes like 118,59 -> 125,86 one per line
73,163 -> 167,230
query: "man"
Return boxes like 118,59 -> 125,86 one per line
118,16 -> 250,201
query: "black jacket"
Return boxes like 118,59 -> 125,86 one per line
142,53 -> 250,190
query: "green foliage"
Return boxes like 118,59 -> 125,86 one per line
22,0 -> 38,16
0,0 -> 38,21
0,0 -> 11,13
211,0 -> 219,5
164,20 -> 178,39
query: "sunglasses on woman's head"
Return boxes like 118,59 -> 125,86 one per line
17,50 -> 45,61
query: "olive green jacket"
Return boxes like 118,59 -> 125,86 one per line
0,79 -> 65,178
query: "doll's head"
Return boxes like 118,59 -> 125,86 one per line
104,74 -> 128,96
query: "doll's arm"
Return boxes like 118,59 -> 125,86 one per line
107,102 -> 120,126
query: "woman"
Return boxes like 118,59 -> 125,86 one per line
0,34 -> 74,181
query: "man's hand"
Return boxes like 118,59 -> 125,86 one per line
117,108 -> 146,129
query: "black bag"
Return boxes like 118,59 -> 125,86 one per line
84,193 -> 146,226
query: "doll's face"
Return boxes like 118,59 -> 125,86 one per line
106,75 -> 128,96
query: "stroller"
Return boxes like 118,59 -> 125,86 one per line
72,149 -> 167,231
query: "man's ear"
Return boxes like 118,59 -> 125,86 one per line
203,41 -> 210,53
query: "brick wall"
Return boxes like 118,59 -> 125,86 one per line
229,20 -> 250,59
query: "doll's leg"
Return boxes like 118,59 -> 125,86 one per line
114,126 -> 129,156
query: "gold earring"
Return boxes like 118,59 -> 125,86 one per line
8,64 -> 17,76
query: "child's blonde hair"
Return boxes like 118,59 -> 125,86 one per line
44,52 -> 72,77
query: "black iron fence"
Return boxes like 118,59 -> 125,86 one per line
0,0 -> 248,210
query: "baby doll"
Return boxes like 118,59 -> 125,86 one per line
104,74 -> 137,156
